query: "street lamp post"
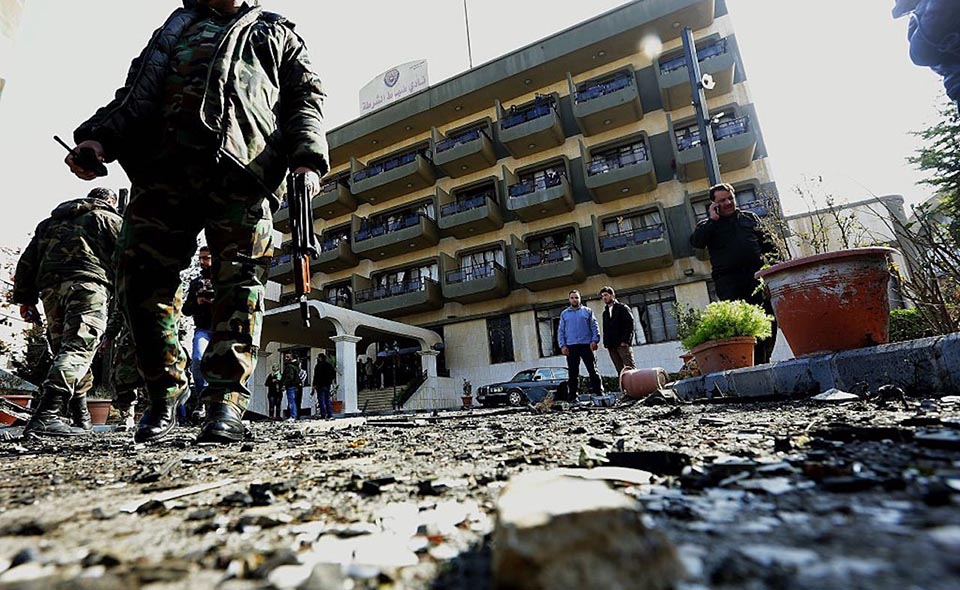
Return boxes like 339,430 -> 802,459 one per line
682,27 -> 721,186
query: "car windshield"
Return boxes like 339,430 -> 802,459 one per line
511,370 -> 536,382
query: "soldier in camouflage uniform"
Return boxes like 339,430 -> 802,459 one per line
13,188 -> 122,437
65,0 -> 328,444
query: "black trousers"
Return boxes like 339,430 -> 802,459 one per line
714,271 -> 778,364
566,343 -> 602,399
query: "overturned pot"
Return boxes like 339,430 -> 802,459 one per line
690,336 -> 756,375
620,367 -> 667,399
0,394 -> 32,426
757,247 -> 896,357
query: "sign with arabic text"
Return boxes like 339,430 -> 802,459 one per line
359,60 -> 429,115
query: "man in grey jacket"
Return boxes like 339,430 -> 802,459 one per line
558,290 -> 602,402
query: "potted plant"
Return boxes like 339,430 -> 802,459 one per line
680,301 -> 773,375
330,383 -> 343,415
461,378 -> 473,408
756,247 -> 896,356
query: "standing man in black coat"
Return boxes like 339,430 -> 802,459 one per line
599,286 -> 636,375
690,183 -> 779,363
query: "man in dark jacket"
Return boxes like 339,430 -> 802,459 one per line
690,183 -> 778,363
64,0 -> 329,444
599,286 -> 636,375
312,352 -> 336,420
13,188 -> 122,437
281,353 -> 301,420
182,246 -> 214,421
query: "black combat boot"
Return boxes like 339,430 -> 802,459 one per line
134,387 -> 189,444
197,393 -> 249,443
24,389 -> 87,437
69,395 -> 93,431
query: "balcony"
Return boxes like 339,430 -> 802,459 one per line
350,151 -> 436,205
269,252 -> 294,284
583,144 -> 657,203
498,98 -> 564,159
311,237 -> 358,274
657,39 -> 736,111
353,277 -> 443,318
352,212 -> 440,261
505,173 -> 574,223
674,115 -> 757,182
438,189 -> 504,239
570,71 -> 643,136
513,245 -> 586,292
594,222 -> 673,276
273,200 -> 291,232
442,261 -> 510,304
312,179 -> 357,221
433,128 -> 497,178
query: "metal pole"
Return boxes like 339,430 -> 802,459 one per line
681,27 -> 721,186
463,0 -> 474,69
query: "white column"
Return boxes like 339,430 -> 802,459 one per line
418,349 -> 439,377
332,335 -> 363,414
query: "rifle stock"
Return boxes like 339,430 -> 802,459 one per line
287,173 -> 318,328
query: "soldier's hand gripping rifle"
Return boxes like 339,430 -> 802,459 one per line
287,172 -> 319,328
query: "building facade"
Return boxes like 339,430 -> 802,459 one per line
257,0 -> 778,413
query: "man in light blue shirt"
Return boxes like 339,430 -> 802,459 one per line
558,290 -> 603,401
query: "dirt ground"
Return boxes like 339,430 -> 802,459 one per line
1,395 -> 959,590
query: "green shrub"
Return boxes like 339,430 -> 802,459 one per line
889,308 -> 930,342
680,300 -> 773,351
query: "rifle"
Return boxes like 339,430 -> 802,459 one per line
54,136 -> 109,177
286,172 -> 319,328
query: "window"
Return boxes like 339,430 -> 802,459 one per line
602,211 -> 662,236
459,248 -> 504,272
487,315 -> 515,364
622,288 -> 679,344
535,306 -> 566,357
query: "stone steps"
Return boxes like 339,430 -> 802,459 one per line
358,387 -> 398,412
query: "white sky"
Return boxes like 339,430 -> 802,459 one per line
0,0 -> 944,253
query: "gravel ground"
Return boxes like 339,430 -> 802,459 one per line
1,395 -> 959,590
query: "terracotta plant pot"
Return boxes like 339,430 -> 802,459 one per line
620,367 -> 667,399
0,394 -> 32,426
690,336 -> 756,375
87,400 -> 112,425
462,395 -> 474,408
331,400 -> 343,415
757,247 -> 896,357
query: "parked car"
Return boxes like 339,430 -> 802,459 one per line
476,367 -> 569,407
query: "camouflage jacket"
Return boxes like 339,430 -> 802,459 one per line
13,198 -> 122,305
73,0 -> 328,203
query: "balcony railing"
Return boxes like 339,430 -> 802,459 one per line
445,261 -> 503,284
353,151 -> 421,182
355,277 -> 436,303
575,74 -> 634,104
587,148 -> 649,176
355,213 -> 424,242
320,236 -> 349,252
659,40 -> 727,74
599,224 -> 665,252
501,100 -> 555,130
508,173 -> 564,198
435,129 -> 487,153
271,253 -> 292,267
677,116 -> 750,151
516,245 -> 576,270
440,193 -> 492,217
739,199 -> 770,217
318,179 -> 343,194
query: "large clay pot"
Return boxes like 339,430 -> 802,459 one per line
620,367 -> 667,399
0,394 -> 32,426
757,247 -> 896,357
331,400 -> 344,415
690,336 -> 756,374
86,400 -> 112,425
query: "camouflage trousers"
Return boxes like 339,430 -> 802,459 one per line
115,169 -> 274,413
107,323 -> 144,407
39,280 -> 109,402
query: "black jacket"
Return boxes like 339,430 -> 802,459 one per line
602,300 -> 635,349
689,210 -> 776,278
182,271 -> 214,331
313,359 -> 336,388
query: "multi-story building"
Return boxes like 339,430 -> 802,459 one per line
257,0 -> 778,414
